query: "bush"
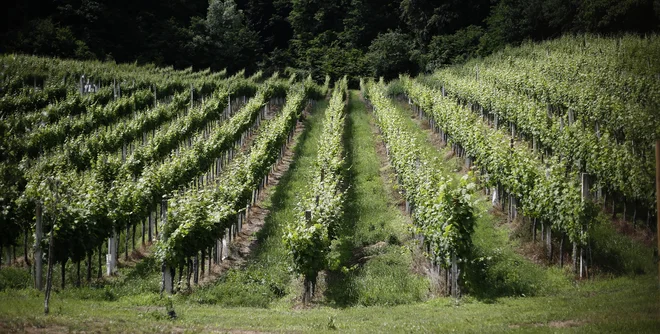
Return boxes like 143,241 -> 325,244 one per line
364,32 -> 418,80
463,250 -> 564,299
0,267 -> 32,291
189,267 -> 288,307
589,216 -> 655,276
354,246 -> 428,306
426,25 -> 484,71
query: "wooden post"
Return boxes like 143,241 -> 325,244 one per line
656,139 -> 660,285
106,231 -> 117,276
35,203 -> 43,290
451,252 -> 459,298
162,198 -> 173,294
222,232 -> 229,261
580,172 -> 590,278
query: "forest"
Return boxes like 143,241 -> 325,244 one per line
3,0 -> 660,82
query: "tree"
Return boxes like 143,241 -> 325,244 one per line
2,18 -> 93,59
364,31 -> 417,80
426,25 -> 484,71
399,0 -> 491,47
205,0 -> 261,72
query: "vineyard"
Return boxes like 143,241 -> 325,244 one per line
0,35 -> 659,332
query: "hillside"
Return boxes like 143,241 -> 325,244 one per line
1,35 -> 659,332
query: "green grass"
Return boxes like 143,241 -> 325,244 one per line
589,213 -> 656,276
0,275 -> 658,332
1,92 -> 658,332
324,90 -> 427,306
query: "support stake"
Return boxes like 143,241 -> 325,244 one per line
655,139 -> 660,285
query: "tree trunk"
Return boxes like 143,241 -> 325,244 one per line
148,212 -> 153,243
178,263 -> 184,293
86,252 -> 92,283
559,234 -> 564,268
76,260 -> 81,287
24,224 -> 30,267
97,244 -> 102,279
132,223 -> 136,250
61,260 -> 67,289
125,224 -> 130,261
451,253 -> 459,298
35,205 -> 43,290
44,227 -> 55,314
303,277 -> 313,304
623,199 -> 627,222
187,258 -> 193,290
532,218 -> 537,242
200,249 -> 206,278
579,246 -> 585,278
546,225 -> 552,263
142,218 -> 146,246
572,243 -> 578,274
162,263 -> 173,295
193,254 -> 199,285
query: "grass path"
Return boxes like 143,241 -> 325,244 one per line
324,90 -> 427,306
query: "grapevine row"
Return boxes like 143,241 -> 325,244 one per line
363,78 -> 477,290
401,76 -> 594,252
158,81 -> 315,292
283,78 -> 347,300
427,71 -> 655,209
23,78 -> 286,278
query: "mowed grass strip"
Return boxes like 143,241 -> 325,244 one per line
0,274 -> 657,332
324,90 -> 427,307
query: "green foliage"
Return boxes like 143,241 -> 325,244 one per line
365,32 -> 417,80
205,0 -> 261,72
190,269 -> 286,307
589,216 -> 656,276
296,43 -> 366,86
4,18 -> 94,60
2,0 -> 659,80
426,26 -> 485,71
283,78 -> 347,286
159,78 -> 315,268
353,247 -> 428,306
365,79 -> 477,269
401,76 -> 594,246
0,267 -> 31,291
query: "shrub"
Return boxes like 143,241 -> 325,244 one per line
0,267 -> 32,291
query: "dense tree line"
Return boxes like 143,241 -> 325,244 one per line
2,0 -> 659,83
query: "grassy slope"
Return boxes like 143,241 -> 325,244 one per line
0,91 -> 658,333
